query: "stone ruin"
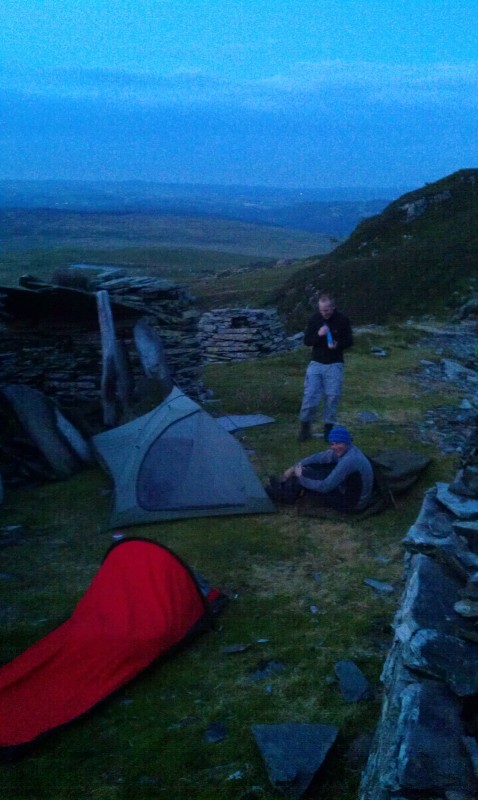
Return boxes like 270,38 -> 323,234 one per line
0,265 -> 204,488
0,265 -> 204,415
197,307 -> 289,363
0,266 -> 294,491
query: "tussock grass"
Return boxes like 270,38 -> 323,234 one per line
0,326 -> 458,799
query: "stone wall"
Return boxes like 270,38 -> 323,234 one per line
0,268 -> 204,420
197,307 -> 289,363
360,463 -> 478,799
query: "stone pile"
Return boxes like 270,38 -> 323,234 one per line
0,267 -> 204,420
197,307 -> 289,363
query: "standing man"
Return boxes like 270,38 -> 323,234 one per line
298,292 -> 353,441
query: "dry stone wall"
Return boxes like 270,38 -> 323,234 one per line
360,460 -> 478,799
198,307 -> 289,363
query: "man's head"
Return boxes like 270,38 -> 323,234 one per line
318,292 -> 336,320
328,425 -> 352,456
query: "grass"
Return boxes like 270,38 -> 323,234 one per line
0,325 -> 460,799
0,246 -> 272,289
0,245 -> 313,314
0,208 -> 333,269
276,169 -> 478,330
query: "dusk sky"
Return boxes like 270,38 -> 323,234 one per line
1,0 -> 477,189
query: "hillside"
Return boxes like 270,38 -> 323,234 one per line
276,169 -> 478,330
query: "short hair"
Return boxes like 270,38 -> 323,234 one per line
318,291 -> 336,306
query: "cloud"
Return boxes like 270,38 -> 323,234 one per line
1,60 -> 477,114
257,61 -> 478,109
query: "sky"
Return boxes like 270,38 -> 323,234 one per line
1,0 -> 477,189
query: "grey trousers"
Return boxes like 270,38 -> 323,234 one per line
299,361 -> 344,424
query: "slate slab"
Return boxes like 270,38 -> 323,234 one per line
363,578 -> 395,596
215,414 -> 275,432
403,628 -> 478,696
203,721 -> 227,744
404,489 -> 456,549
453,520 -> 478,553
251,722 -> 338,798
396,681 -> 477,795
436,482 -> 478,520
394,553 -> 463,641
334,660 -> 374,702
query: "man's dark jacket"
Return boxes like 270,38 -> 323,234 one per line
303,309 -> 353,364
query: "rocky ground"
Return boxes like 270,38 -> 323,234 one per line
410,321 -> 478,455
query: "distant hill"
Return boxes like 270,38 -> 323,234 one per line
0,207 -> 334,261
276,169 -> 478,330
0,180 -> 404,237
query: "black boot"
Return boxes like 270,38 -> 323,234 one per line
323,423 -> 334,441
298,422 -> 312,441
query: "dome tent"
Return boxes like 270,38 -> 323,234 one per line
93,386 -> 275,527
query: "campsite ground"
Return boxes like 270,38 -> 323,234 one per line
0,325 -> 459,800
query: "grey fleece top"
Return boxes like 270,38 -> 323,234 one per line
298,444 -> 374,509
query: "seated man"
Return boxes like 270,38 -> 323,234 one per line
267,426 -> 374,512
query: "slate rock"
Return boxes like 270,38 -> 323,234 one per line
0,384 -> 92,478
403,628 -> 478,696
251,722 -> 338,799
441,358 -> 478,383
221,643 -> 251,655
363,578 -> 395,596
454,600 -> 478,618
394,553 -> 463,642
334,660 -> 374,702
436,482 -> 478,520
203,721 -> 228,744
395,681 -> 477,795
450,466 -> 478,498
404,489 -> 456,547
453,520 -> 478,553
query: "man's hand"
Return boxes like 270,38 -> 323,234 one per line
281,464 -> 302,481
318,325 -> 329,336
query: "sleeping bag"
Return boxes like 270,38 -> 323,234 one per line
0,537 -> 226,757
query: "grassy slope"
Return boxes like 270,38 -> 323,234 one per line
0,326 -> 458,800
276,169 -> 478,331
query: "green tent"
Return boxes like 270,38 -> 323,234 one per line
93,387 -> 275,527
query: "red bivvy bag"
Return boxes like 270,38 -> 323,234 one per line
0,537 -> 225,756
